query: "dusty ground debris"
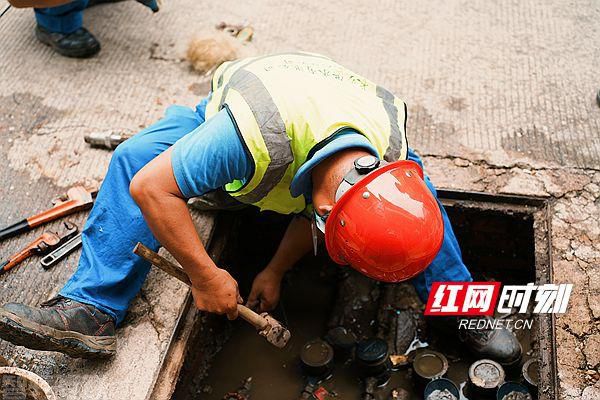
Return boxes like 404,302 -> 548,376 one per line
186,31 -> 254,75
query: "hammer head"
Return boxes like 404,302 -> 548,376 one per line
258,313 -> 291,348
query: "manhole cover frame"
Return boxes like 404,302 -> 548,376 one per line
438,189 -> 557,400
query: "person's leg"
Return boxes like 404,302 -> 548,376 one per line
0,100 -> 221,358
407,149 -> 472,303
34,0 -> 102,58
35,0 -> 88,35
407,149 -> 522,366
60,103 -> 207,325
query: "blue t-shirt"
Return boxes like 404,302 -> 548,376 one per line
171,108 -> 378,205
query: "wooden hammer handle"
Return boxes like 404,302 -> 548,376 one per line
133,242 -> 268,330
237,305 -> 268,330
134,242 -> 192,286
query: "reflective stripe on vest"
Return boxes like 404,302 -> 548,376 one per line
376,85 -> 406,162
226,69 -> 293,203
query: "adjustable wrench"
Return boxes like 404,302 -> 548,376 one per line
40,233 -> 83,269
0,221 -> 78,276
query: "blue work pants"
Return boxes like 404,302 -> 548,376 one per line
35,0 -> 89,35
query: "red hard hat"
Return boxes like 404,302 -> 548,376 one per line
325,159 -> 444,282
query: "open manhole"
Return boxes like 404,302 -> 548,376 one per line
172,191 -> 556,400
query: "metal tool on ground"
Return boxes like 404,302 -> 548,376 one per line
84,131 -> 133,150
133,242 -> 291,348
40,233 -> 83,269
0,186 -> 96,242
0,222 -> 78,276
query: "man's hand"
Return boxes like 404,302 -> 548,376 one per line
247,268 -> 283,312
191,268 -> 242,320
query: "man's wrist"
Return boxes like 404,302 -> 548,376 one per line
188,263 -> 219,286
264,263 -> 289,280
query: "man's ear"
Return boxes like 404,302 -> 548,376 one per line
317,204 -> 334,215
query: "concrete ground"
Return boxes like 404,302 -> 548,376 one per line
0,0 -> 598,399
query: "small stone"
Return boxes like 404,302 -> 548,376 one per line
453,158 -> 470,167
391,387 -> 410,400
200,385 -> 212,393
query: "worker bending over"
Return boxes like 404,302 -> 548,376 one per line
0,53 -> 521,367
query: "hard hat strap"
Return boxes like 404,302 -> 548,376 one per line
334,156 -> 387,202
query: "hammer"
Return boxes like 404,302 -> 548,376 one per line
133,242 -> 291,349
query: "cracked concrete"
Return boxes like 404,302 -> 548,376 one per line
425,152 -> 600,399
1,0 -> 598,398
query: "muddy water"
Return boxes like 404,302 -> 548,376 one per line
199,264 -> 534,399
200,259 -> 337,399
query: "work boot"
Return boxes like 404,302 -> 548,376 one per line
430,316 -> 522,366
457,317 -> 522,366
0,296 -> 116,359
86,0 -> 125,7
35,26 -> 101,58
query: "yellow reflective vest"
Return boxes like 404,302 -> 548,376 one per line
205,52 -> 408,214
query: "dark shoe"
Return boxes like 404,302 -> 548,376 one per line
136,0 -> 159,12
0,296 -> 116,359
87,0 -> 125,7
456,316 -> 522,366
35,25 -> 100,58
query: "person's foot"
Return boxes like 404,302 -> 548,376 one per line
35,25 -> 100,58
456,316 -> 522,366
430,316 -> 522,366
0,296 -> 116,359
87,0 -> 125,7
136,0 -> 159,12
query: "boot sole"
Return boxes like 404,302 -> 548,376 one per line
0,308 -> 116,359
35,29 -> 101,58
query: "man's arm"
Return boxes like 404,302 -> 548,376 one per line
130,148 -> 241,319
247,215 -> 313,312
